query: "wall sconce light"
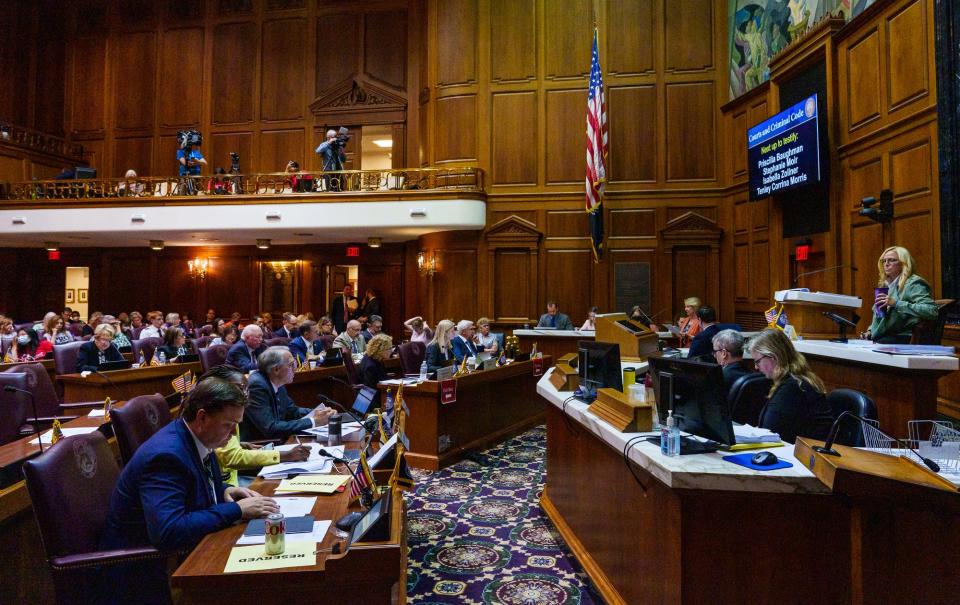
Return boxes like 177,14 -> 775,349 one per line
188,257 -> 209,279
149,240 -> 164,251
417,250 -> 436,277
44,241 -> 59,251
367,237 -> 382,248
256,239 -> 271,250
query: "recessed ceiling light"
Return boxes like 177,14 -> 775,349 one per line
372,139 -> 392,148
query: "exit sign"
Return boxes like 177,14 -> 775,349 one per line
346,246 -> 360,257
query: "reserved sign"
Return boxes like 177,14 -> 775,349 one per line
440,379 -> 457,404
224,541 -> 316,573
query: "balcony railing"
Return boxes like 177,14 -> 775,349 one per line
0,122 -> 86,161
0,167 -> 484,202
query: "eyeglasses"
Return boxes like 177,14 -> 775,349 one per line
753,354 -> 772,368
712,349 -> 727,355
881,258 -> 900,265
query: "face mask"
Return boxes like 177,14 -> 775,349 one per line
17,335 -> 29,345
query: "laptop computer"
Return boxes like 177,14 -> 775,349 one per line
176,353 -> 199,363
322,348 -> 343,366
99,359 -> 132,372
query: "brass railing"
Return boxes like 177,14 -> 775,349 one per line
0,121 -> 86,160
0,167 -> 485,201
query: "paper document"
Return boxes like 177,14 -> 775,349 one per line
380,378 -> 420,386
235,520 -> 332,546
275,442 -> 327,461
87,408 -> 106,417
275,475 -> 352,494
31,426 -> 99,445
223,540 -> 316,573
259,458 -> 333,480
274,496 -> 317,518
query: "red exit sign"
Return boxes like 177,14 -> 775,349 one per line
346,246 -> 360,257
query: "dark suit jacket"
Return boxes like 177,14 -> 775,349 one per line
240,370 -> 312,441
330,294 -> 359,333
100,419 -> 241,602
451,335 -> 479,364
758,375 -> 833,444
361,297 -> 381,320
274,326 -> 295,340
288,336 -> 323,364
425,342 -> 454,373
687,323 -> 742,359
722,360 -> 754,394
75,340 -> 125,372
225,341 -> 267,373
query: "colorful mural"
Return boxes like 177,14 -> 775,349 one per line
728,0 -> 879,99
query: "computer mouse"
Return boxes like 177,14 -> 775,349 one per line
751,451 -> 779,466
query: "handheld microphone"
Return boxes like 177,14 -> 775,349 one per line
793,264 -> 857,286
4,384 -> 42,453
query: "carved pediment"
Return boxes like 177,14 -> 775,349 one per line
484,215 -> 542,245
660,211 -> 723,247
310,79 -> 407,117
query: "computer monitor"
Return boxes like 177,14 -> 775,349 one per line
646,355 -> 735,448
98,359 -> 132,372
74,166 -> 96,179
577,341 -> 622,401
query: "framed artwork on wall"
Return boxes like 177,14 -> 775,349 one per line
65,289 -> 75,304
78,289 -> 88,303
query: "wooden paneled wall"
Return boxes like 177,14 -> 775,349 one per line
720,0 -> 941,330
418,0 -> 732,327
25,0 -> 419,178
0,243 -> 407,336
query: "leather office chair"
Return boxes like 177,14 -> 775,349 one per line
199,344 -> 228,373
398,341 -> 426,375
2,363 -> 86,427
52,341 -> 86,375
911,299 -> 956,345
111,393 -> 172,465
342,350 -> 361,386
23,432 -> 168,604
727,373 -> 771,426
131,325 -> 144,339
131,337 -> 162,364
825,388 -> 877,447
0,372 -> 34,445
318,335 -> 335,351
199,324 -> 213,336
190,336 -> 211,352
265,336 -> 290,347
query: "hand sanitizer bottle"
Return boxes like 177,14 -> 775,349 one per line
661,409 -> 680,457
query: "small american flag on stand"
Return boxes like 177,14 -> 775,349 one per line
171,370 -> 196,394
585,28 -> 608,262
349,449 -> 377,502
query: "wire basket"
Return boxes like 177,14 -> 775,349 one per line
906,420 -> 960,475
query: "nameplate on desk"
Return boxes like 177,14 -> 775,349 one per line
223,540 -> 316,574
440,379 -> 457,404
275,475 -> 351,494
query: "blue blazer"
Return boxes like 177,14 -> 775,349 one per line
239,370 -> 312,441
75,340 -> 125,372
451,336 -> 479,364
687,323 -> 742,360
226,341 -> 267,372
288,336 -> 322,364
274,326 -> 295,339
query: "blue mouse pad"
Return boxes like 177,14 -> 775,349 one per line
723,453 -> 793,471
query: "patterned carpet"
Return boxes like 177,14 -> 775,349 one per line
404,426 -> 603,604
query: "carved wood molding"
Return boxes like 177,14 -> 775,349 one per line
483,215 -> 542,247
309,78 -> 407,123
659,211 -> 723,250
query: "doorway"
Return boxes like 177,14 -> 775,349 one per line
65,267 -> 89,320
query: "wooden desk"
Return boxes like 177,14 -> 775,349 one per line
172,475 -> 406,604
284,357 -> 402,407
386,357 -> 548,470
537,370 -> 850,604
513,329 -> 590,365
57,362 -> 202,403
794,340 -> 958,436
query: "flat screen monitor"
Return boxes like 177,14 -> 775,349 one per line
577,341 -> 622,398
352,385 -> 377,416
747,94 -> 822,201
98,359 -> 132,372
647,355 -> 735,447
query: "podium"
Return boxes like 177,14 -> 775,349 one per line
774,290 -> 862,339
795,437 -> 960,603
594,313 -> 658,362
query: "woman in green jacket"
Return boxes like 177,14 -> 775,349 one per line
862,246 -> 938,344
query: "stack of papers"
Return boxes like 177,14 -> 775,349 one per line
381,377 -> 420,386
259,458 -> 333,480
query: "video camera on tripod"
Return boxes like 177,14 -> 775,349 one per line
329,126 -> 350,149
176,129 -> 202,149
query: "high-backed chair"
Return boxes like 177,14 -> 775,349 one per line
199,324 -> 214,336
199,344 -> 228,373
52,341 -> 86,375
825,388 -> 877,447
341,350 -> 361,386
111,393 -> 172,465
130,325 -> 144,340
190,336 -> 211,352
22,432 -> 168,604
2,363 -> 86,426
727,373 -> 771,426
0,372 -> 34,445
398,341 -> 426,375
318,335 -> 335,351
911,299 -> 956,345
264,336 -> 289,347
131,337 -> 162,364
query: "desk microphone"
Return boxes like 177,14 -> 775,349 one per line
793,264 -> 856,286
815,411 -> 941,473
4,384 -> 42,453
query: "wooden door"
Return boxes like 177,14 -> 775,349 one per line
358,264 -> 403,336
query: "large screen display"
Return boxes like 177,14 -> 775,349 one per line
747,94 -> 822,201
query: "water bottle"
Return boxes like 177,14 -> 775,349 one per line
157,351 -> 166,365
419,360 -> 428,382
661,409 -> 680,457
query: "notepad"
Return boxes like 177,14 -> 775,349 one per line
275,474 -> 352,494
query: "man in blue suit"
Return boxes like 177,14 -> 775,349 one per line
451,319 -> 480,364
686,305 -> 742,360
226,324 -> 267,372
288,320 -> 324,365
240,346 -> 335,441
100,378 -> 279,604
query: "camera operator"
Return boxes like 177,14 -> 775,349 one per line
176,131 -> 206,195
315,128 -> 347,191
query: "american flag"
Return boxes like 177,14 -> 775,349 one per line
349,450 -> 376,502
585,29 -> 608,262
171,370 -> 195,394
764,304 -> 781,325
